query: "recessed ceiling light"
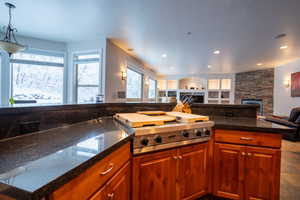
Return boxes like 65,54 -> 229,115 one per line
257,63 -> 263,66
161,53 -> 167,58
207,65 -> 212,68
280,45 -> 288,50
213,50 -> 220,55
186,32 -> 192,35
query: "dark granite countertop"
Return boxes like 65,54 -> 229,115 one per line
0,115 -> 296,200
0,102 -> 175,115
0,117 -> 134,200
212,116 -> 297,133
192,103 -> 259,109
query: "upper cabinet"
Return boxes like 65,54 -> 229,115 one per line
208,79 -> 221,90
208,79 -> 231,90
157,80 -> 178,90
221,79 -> 231,90
207,78 -> 233,104
158,76 -> 234,104
158,80 -> 167,90
167,80 -> 179,90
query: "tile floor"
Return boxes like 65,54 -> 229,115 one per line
280,140 -> 300,200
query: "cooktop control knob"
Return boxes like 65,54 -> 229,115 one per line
140,138 -> 149,146
204,129 -> 211,136
154,136 -> 162,143
182,131 -> 189,138
196,130 -> 203,137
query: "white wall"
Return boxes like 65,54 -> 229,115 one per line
66,38 -> 106,103
274,59 -> 300,116
105,39 -> 157,102
17,35 -> 67,52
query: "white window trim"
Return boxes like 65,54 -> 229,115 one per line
126,66 -> 144,100
148,78 -> 157,99
9,48 -> 66,105
74,51 -> 101,103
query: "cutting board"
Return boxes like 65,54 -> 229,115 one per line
165,112 -> 209,123
114,113 -> 176,128
136,111 -> 166,115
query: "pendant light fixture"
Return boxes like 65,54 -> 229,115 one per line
0,2 -> 25,56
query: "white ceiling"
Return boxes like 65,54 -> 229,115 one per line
1,0 -> 300,75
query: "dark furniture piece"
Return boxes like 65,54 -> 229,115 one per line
265,107 -> 300,141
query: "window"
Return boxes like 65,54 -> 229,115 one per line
11,50 -> 65,104
148,78 -> 156,99
221,79 -> 231,90
74,53 -> 101,103
208,79 -> 220,90
126,68 -> 142,99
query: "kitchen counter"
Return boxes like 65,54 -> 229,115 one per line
0,117 -> 134,200
0,115 -> 296,200
212,116 -> 297,134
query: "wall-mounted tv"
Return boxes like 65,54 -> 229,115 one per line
291,72 -> 300,97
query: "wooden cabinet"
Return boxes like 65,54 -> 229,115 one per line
213,143 -> 245,200
132,148 -> 177,200
132,142 -> 208,200
244,147 -> 280,200
90,162 -> 130,200
214,129 -> 281,148
178,143 -> 208,200
49,142 -> 131,200
213,135 -> 281,200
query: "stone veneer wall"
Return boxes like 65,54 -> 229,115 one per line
235,68 -> 274,115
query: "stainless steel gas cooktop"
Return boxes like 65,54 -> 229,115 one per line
115,118 -> 215,155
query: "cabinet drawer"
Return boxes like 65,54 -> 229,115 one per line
90,162 -> 130,200
214,129 -> 281,148
49,142 -> 131,200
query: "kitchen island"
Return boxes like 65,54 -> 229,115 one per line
0,114 -> 296,200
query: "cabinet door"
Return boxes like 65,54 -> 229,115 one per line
178,143 -> 208,200
89,186 -> 108,200
109,162 -> 131,200
90,162 -> 130,200
245,147 -> 281,200
213,143 -> 245,200
132,149 -> 177,200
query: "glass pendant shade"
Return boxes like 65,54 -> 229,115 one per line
0,40 -> 25,55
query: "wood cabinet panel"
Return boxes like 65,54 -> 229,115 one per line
89,186 -> 107,200
178,143 -> 208,200
90,162 -> 130,200
132,149 -> 177,200
215,129 -> 282,148
49,143 -> 130,200
213,143 -> 245,200
244,147 -> 281,200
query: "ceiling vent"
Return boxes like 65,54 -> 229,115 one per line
274,33 -> 287,39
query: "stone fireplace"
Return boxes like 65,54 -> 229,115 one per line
241,99 -> 263,116
235,69 -> 274,116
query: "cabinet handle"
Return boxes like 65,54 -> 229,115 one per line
100,163 -> 114,175
178,156 -> 182,160
240,137 -> 253,141
173,156 -> 178,160
241,152 -> 246,156
247,153 -> 252,156
107,193 -> 114,199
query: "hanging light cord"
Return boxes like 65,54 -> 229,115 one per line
2,3 -> 19,44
